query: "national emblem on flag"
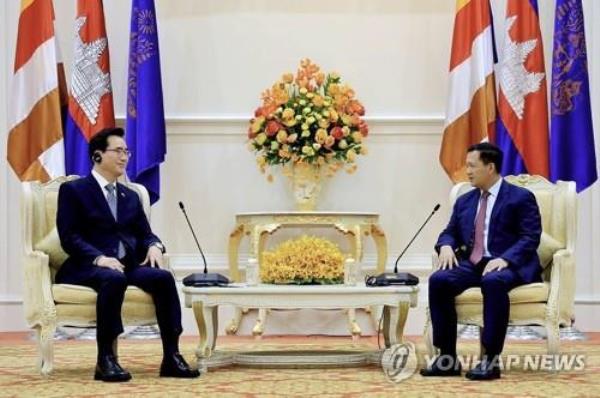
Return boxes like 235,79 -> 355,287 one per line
64,0 -> 115,177
494,0 -> 549,177
550,0 -> 597,192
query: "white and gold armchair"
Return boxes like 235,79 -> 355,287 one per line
22,176 -> 169,375
424,175 -> 577,356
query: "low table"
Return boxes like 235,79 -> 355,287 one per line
183,283 -> 418,368
227,212 -> 389,337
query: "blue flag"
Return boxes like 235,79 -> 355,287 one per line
550,0 -> 597,192
126,0 -> 166,204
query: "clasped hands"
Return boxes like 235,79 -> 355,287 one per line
96,245 -> 164,272
436,245 -> 508,275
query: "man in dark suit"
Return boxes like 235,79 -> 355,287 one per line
420,142 -> 542,381
56,127 -> 199,382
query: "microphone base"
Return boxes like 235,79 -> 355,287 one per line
366,272 -> 419,287
183,272 -> 230,287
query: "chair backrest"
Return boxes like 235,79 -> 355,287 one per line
22,175 -> 151,269
449,175 -> 577,280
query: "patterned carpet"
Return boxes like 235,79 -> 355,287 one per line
0,335 -> 599,397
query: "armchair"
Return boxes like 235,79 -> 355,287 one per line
424,175 -> 577,356
21,176 -> 169,375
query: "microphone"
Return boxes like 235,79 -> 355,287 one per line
393,203 -> 441,273
179,201 -> 230,287
366,204 -> 440,287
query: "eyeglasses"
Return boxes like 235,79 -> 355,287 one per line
105,148 -> 132,158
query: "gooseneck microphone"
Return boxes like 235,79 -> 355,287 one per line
393,203 -> 441,273
179,201 -> 208,273
179,201 -> 230,286
366,203 -> 440,287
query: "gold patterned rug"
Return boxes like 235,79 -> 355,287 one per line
0,335 -> 598,397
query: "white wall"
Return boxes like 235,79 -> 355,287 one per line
1,0 -> 599,335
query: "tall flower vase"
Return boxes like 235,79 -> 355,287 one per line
290,163 -> 322,211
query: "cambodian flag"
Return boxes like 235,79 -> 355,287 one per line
493,0 -> 549,177
550,0 -> 597,192
64,0 -> 115,176
125,0 -> 166,204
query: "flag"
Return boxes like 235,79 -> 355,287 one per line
7,0 -> 65,182
65,0 -> 115,176
494,0 -> 549,177
440,0 -> 497,182
550,0 -> 597,192
126,0 -> 167,204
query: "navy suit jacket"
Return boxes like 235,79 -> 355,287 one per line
56,175 -> 161,280
436,180 -> 542,284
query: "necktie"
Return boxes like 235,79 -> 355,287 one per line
105,184 -> 126,259
469,191 -> 490,265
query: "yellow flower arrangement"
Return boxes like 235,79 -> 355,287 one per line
260,235 -> 344,284
248,59 -> 369,179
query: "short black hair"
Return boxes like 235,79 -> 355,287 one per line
467,142 -> 503,174
88,127 -> 125,159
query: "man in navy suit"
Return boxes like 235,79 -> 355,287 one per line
420,143 -> 542,380
56,128 -> 199,382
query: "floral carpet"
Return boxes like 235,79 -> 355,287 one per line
0,335 -> 598,397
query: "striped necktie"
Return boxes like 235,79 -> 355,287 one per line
105,184 -> 126,259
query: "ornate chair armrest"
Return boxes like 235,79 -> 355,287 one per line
548,249 -> 575,323
23,251 -> 57,327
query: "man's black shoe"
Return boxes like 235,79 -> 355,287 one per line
419,355 -> 462,377
94,354 -> 132,382
466,357 -> 501,380
160,353 -> 200,378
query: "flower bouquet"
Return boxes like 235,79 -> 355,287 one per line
260,235 -> 344,285
247,59 -> 369,180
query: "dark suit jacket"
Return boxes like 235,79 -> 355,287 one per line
436,180 -> 542,284
56,175 -> 161,280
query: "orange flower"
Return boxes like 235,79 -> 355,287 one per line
331,126 -> 344,140
346,100 -> 365,116
359,120 -> 369,137
324,135 -> 335,148
266,120 -> 282,137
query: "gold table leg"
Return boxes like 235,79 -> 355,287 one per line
228,224 -> 245,282
253,308 -> 268,338
192,301 -> 218,359
382,301 -> 410,348
369,224 -> 388,331
370,224 -> 388,274
226,307 -> 243,335
226,224 -> 245,335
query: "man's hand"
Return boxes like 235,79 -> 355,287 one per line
483,258 -> 509,275
141,245 -> 163,268
96,256 -> 125,273
437,245 -> 458,270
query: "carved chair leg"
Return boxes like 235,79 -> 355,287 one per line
546,321 -> 560,356
37,322 -> 57,375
